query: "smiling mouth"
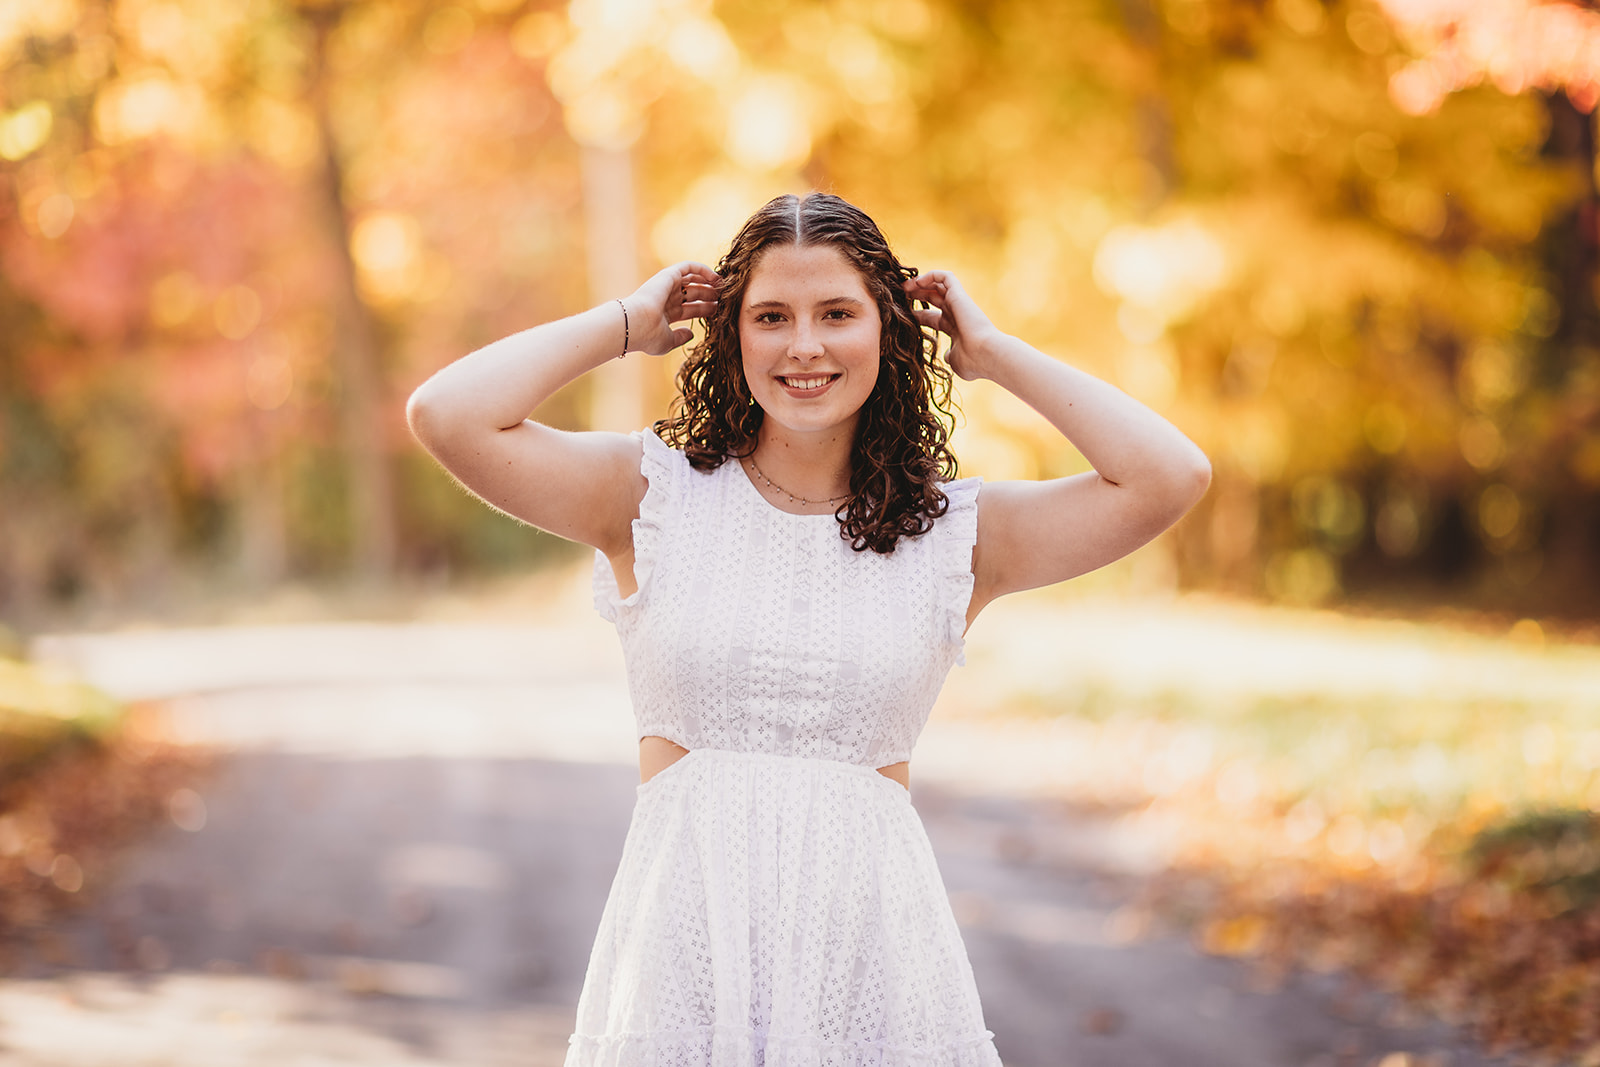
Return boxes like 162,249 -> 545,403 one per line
779,375 -> 840,391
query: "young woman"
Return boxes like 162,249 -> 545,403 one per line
407,193 -> 1210,1066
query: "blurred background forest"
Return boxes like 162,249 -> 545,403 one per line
1,0 -> 1598,622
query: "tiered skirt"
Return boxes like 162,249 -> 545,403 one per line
565,748 -> 1002,1067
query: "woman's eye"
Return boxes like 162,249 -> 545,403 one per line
824,309 -> 851,320
755,311 -> 784,324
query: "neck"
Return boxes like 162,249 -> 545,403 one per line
750,424 -> 854,502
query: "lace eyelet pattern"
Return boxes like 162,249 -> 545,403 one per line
592,429 -> 981,768
568,750 -> 1000,1067
577,430 -> 997,1067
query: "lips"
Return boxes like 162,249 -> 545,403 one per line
778,374 -> 840,392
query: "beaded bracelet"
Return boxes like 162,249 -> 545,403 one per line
615,298 -> 629,359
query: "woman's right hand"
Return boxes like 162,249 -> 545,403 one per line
624,262 -> 722,355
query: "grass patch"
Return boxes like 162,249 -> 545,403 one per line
0,656 -> 123,786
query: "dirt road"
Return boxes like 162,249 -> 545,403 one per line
2,607 -> 1513,1067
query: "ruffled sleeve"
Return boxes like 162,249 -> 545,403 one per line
937,476 -> 983,666
592,428 -> 682,623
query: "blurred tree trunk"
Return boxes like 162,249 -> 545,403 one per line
0,277 -> 70,621
0,323 -> 40,618
305,7 -> 397,584
1113,0 -> 1176,213
235,442 -> 288,589
1538,91 -> 1600,612
1544,90 -> 1598,360
0,492 -> 53,620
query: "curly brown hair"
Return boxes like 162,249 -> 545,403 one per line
654,193 -> 959,554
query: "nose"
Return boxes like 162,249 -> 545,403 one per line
789,320 -> 824,362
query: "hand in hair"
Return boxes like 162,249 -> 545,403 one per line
903,271 -> 1001,382
625,261 -> 723,355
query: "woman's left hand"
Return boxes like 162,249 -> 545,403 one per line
904,271 -> 1002,382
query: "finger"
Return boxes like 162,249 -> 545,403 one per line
666,301 -> 715,323
678,264 -> 721,288
675,280 -> 718,304
912,307 -> 946,331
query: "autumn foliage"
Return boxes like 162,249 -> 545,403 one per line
1182,808 -> 1600,1061
3,0 -> 1598,1052
0,0 -> 1595,620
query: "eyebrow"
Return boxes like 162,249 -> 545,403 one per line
745,296 -> 869,311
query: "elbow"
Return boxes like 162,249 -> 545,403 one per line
404,385 -> 432,445
1156,446 -> 1212,522
1184,448 -> 1213,505
405,381 -> 451,452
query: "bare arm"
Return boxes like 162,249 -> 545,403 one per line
406,262 -> 720,557
904,271 -> 1212,625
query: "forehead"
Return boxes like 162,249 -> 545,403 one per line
743,243 -> 873,307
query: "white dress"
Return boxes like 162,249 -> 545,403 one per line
568,429 -> 1002,1067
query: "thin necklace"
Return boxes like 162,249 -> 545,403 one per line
744,455 -> 849,507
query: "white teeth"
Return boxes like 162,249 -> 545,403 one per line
782,376 -> 833,391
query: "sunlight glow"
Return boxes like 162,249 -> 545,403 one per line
1093,220 -> 1229,324
93,73 -> 204,144
651,171 -> 769,264
725,74 -> 811,170
827,23 -> 899,106
0,101 -> 52,161
352,213 -> 425,303
1378,0 -> 1600,114
665,17 -> 739,79
0,0 -> 77,65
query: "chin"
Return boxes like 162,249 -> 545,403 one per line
761,401 -> 865,435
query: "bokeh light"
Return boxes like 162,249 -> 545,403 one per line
0,0 -> 1592,620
